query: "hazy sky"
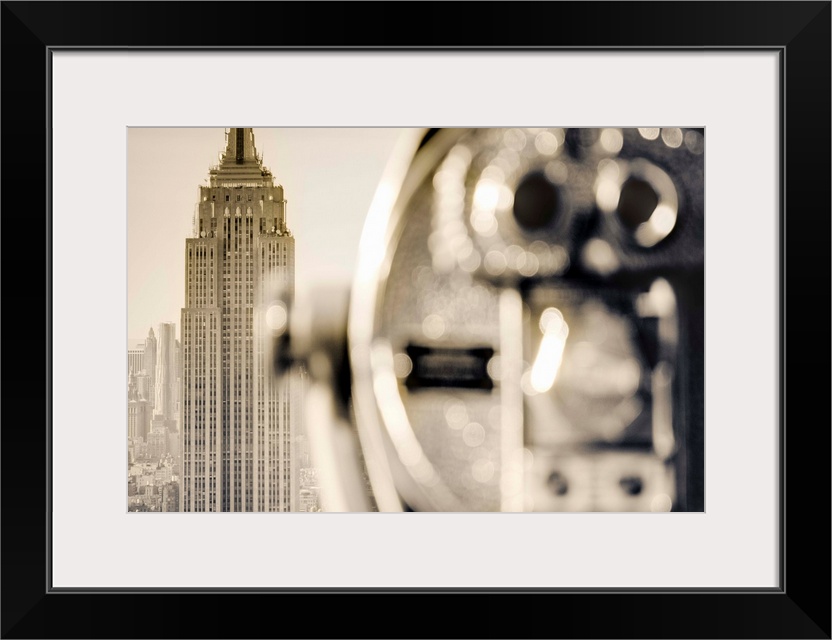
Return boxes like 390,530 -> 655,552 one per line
128,128 -> 406,341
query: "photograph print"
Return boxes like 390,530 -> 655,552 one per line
127,126 -> 704,513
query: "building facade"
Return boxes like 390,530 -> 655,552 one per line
154,322 -> 177,424
127,371 -> 151,441
180,128 -> 296,512
143,327 -> 157,409
128,341 -> 145,379
127,328 -> 157,408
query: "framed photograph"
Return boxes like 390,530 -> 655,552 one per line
2,2 -> 829,638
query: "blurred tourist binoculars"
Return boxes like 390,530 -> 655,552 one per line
274,127 -> 704,513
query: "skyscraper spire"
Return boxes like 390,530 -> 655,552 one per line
199,128 -> 288,238
223,127 -> 260,165
209,128 -> 272,188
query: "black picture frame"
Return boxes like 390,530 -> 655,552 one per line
2,2 -> 829,638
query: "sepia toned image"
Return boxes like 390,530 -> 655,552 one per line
128,127 -> 399,512
12,10 -> 809,635
128,127 -> 704,513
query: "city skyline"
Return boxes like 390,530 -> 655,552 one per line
130,128 -> 396,512
127,319 -> 181,512
128,127 -> 405,342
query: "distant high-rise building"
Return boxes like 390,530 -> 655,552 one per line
174,339 -> 182,430
128,341 -> 145,378
147,428 -> 167,460
143,327 -> 157,408
154,322 -> 177,424
136,373 -> 153,404
161,482 -> 179,512
181,128 -> 296,512
127,370 -> 152,442
167,430 -> 180,461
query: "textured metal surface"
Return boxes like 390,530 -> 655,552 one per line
357,127 -> 704,511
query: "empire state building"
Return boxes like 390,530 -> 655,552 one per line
181,128 -> 296,512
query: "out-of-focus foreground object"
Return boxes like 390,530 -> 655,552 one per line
277,127 -> 704,512
271,283 -> 373,512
